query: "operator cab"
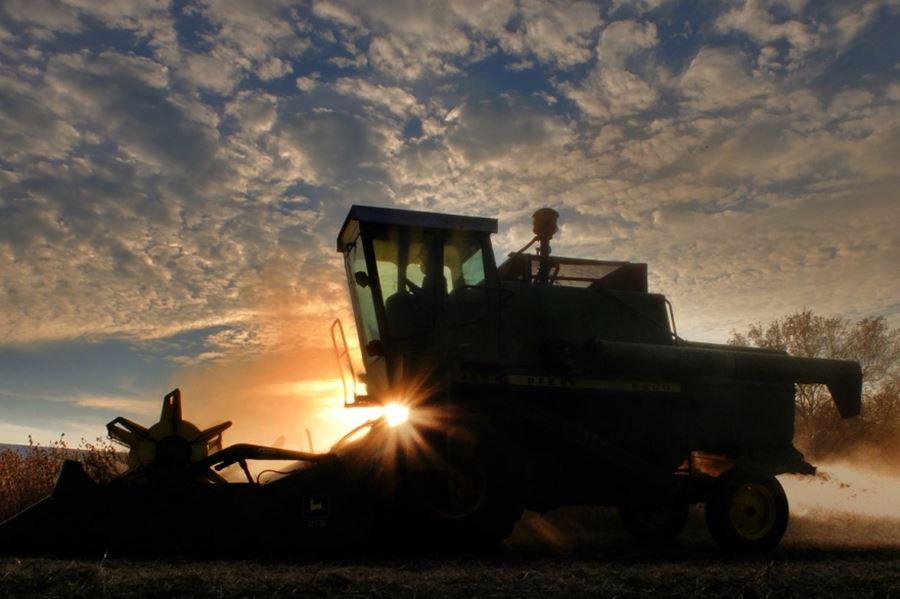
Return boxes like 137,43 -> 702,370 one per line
337,205 -> 499,398
337,205 -> 674,405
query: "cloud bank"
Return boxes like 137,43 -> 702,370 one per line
1,0 -> 898,365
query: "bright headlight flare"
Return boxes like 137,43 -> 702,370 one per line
382,402 -> 410,427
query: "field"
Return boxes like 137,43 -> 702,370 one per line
3,508 -> 898,598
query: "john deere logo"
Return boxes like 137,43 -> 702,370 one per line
303,495 -> 329,518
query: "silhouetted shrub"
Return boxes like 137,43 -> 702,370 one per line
0,436 -> 124,521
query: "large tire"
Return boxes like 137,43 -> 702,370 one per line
426,449 -> 522,550
388,444 -> 521,551
619,502 -> 688,543
705,468 -> 789,552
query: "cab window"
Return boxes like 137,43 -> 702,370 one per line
443,234 -> 486,292
371,228 -> 437,338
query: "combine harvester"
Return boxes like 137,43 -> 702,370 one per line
0,206 -> 862,553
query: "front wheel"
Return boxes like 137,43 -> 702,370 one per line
392,445 -> 522,551
705,469 -> 789,551
428,450 -> 522,550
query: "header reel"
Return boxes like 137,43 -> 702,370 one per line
107,389 -> 232,484
106,389 -> 330,485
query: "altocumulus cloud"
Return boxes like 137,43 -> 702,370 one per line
1,0 -> 899,362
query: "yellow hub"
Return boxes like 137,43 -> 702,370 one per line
106,388 -> 231,476
729,482 -> 777,540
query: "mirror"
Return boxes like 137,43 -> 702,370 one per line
354,271 -> 370,288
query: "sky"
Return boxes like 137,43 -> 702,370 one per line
1,0 -> 899,447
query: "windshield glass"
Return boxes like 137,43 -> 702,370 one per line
444,233 -> 485,292
371,228 -> 436,339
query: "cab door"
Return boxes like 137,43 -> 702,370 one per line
441,232 -> 499,365
344,234 -> 389,395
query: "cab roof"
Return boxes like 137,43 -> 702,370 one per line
337,205 -> 498,251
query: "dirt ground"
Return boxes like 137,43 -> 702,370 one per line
3,509 -> 898,598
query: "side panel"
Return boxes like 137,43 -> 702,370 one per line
442,375 -> 799,510
684,379 -> 795,450
445,381 -> 690,508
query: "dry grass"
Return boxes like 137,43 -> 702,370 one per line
0,437 -> 123,521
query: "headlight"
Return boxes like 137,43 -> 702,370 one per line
382,402 -> 410,427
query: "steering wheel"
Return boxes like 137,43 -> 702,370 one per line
405,279 -> 423,297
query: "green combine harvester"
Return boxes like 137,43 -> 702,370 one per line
0,205 -> 862,553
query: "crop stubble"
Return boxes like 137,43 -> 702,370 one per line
2,509 -> 898,598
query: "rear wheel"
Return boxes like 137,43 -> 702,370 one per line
705,469 -> 788,551
619,502 -> 688,543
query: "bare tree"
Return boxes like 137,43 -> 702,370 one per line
729,310 -> 900,458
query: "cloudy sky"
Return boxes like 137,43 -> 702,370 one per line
1,0 -> 898,447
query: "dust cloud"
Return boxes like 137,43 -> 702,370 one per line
779,459 -> 900,548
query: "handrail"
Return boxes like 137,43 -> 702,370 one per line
330,318 -> 357,406
665,298 -> 679,340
